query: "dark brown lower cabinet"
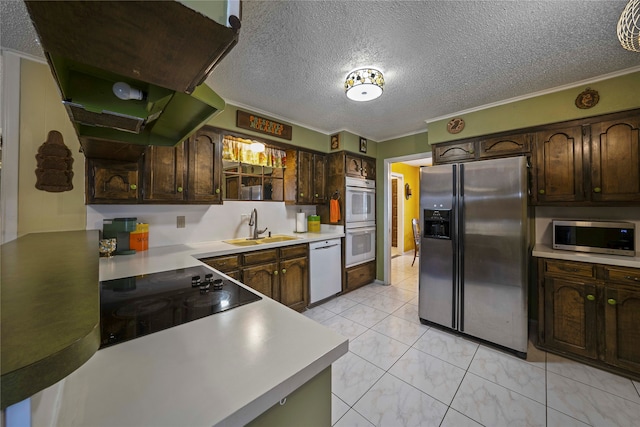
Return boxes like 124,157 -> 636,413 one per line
279,256 -> 308,312
344,260 -> 376,293
538,258 -> 640,380
200,244 -> 309,312
543,275 -> 598,359
243,262 -> 277,299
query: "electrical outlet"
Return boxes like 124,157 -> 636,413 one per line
177,216 -> 185,228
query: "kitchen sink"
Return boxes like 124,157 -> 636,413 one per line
223,235 -> 299,246
260,235 -> 299,243
223,239 -> 261,246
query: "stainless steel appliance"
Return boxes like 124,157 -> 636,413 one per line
309,239 -> 342,303
345,177 -> 376,267
419,156 -> 530,356
553,220 -> 635,256
100,265 -> 261,348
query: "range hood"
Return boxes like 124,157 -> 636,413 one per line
24,1 -> 240,156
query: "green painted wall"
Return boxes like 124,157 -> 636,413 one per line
427,71 -> 640,144
206,104 -> 331,152
18,59 -> 86,236
207,106 -> 381,157
391,163 -> 420,253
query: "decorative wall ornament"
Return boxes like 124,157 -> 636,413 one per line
575,87 -> 600,109
330,133 -> 341,150
236,110 -> 292,140
405,183 -> 412,200
35,130 -> 74,192
359,137 -> 368,153
446,117 -> 465,134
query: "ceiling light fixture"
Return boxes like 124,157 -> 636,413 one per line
617,0 -> 640,52
344,68 -> 385,102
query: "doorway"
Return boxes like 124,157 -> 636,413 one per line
391,173 -> 404,258
384,154 -> 432,286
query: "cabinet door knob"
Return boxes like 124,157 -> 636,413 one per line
130,184 -> 137,190
215,188 -> 220,194
586,294 -> 595,301
273,270 -> 278,276
607,298 -> 617,305
300,193 -> 304,197
539,189 -> 545,195
177,186 -> 183,193
593,187 -> 602,193
281,268 -> 287,274
315,193 -> 319,198
469,149 -> 475,154
624,275 -> 640,282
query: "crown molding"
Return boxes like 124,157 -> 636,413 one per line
0,48 -> 47,64
425,66 -> 640,124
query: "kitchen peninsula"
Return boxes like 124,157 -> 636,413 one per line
7,230 -> 348,426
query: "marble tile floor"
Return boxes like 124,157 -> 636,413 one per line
303,254 -> 640,427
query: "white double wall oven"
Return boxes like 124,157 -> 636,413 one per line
345,177 -> 376,267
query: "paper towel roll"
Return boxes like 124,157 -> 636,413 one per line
296,212 -> 307,233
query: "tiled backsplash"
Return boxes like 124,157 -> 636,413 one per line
535,206 -> 640,249
86,202 -> 318,248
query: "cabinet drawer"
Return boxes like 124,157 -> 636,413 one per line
201,255 -> 239,273
604,266 -> 640,286
346,260 -> 376,290
243,249 -> 278,265
280,244 -> 307,260
543,259 -> 596,279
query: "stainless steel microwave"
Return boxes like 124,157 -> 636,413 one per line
552,220 -> 636,257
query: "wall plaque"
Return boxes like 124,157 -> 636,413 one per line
236,110 -> 292,140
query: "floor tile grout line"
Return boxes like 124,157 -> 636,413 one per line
336,257 -> 638,426
544,367 -> 640,405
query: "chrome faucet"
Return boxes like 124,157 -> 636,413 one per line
248,208 -> 268,239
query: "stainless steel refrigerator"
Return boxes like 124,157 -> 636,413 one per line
418,156 -> 530,356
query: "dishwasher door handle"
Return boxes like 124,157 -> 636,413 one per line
313,244 -> 339,250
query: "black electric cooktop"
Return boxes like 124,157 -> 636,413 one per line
100,266 -> 261,349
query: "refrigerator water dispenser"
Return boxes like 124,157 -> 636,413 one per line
423,209 -> 451,239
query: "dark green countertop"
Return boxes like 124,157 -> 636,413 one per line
1,230 -> 100,409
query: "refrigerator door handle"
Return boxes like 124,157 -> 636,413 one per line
458,164 -> 465,332
452,164 -> 458,329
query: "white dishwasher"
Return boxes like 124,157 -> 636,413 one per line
309,238 -> 342,304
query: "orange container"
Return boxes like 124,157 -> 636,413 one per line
129,223 -> 149,251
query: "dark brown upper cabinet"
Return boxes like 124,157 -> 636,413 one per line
533,126 -> 585,203
187,128 -> 223,204
284,150 -> 328,205
86,159 -> 140,204
590,115 -> 640,203
143,143 -> 187,202
533,110 -> 640,205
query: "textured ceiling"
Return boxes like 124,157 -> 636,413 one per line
2,0 -> 640,142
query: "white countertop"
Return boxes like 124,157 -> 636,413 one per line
52,230 -> 348,426
99,230 -> 345,281
533,244 -> 640,268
